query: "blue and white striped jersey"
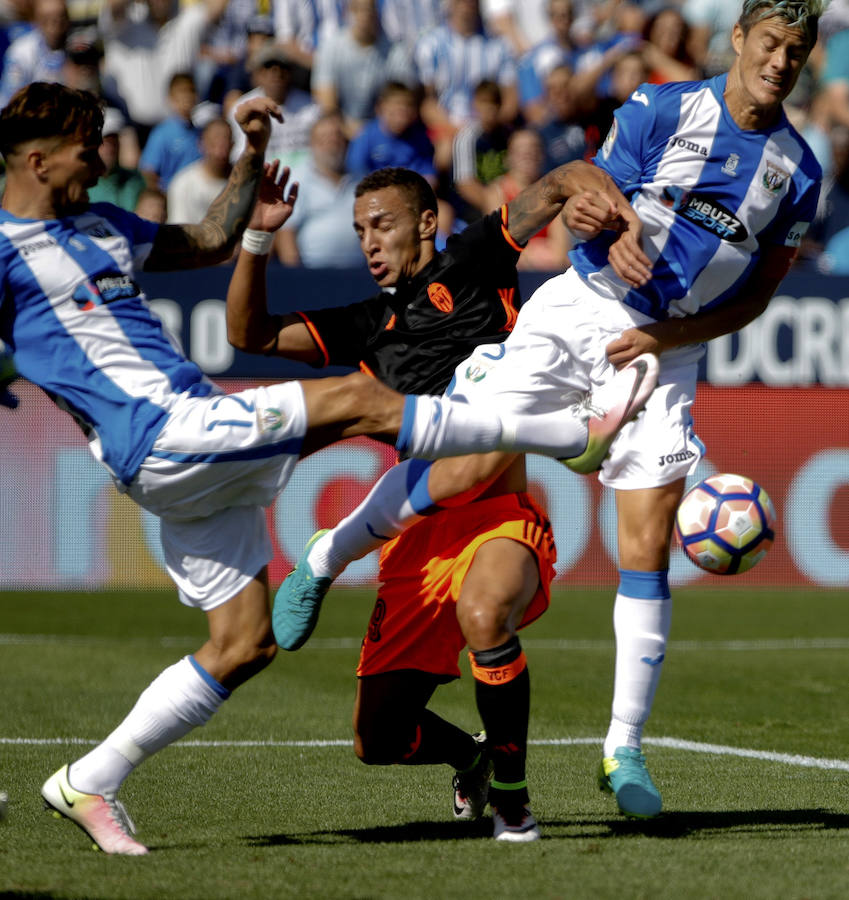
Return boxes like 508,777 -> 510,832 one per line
414,24 -> 517,124
569,74 -> 822,321
0,203 -> 214,486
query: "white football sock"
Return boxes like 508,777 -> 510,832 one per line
603,573 -> 671,758
307,459 -> 430,579
69,656 -> 229,796
398,395 -> 588,460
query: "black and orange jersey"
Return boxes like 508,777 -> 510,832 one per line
296,206 -> 523,395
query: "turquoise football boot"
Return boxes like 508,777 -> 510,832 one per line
272,530 -> 332,651
598,746 -> 662,818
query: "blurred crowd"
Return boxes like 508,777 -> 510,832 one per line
1,0 -> 848,271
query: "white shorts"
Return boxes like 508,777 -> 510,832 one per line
448,268 -> 705,490
126,381 -> 308,610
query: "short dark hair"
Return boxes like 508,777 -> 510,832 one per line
473,79 -> 502,105
0,82 -> 103,159
377,80 -> 416,104
168,71 -> 195,93
355,167 -> 437,216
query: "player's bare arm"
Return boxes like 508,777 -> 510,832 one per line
605,245 -> 796,367
505,160 -> 630,246
145,98 -> 282,271
225,163 -> 319,360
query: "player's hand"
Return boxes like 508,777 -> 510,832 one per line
606,327 -> 660,368
234,96 -> 283,157
562,190 -> 622,240
607,206 -> 652,288
247,161 -> 299,232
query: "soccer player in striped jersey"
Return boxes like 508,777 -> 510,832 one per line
274,0 -> 823,821
0,82 -> 649,853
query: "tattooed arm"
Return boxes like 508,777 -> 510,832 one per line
144,97 -> 282,271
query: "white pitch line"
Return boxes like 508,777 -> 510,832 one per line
3,634 -> 849,652
2,735 -> 848,771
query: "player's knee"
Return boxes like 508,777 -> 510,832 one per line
353,728 -> 394,765
458,596 -> 512,650
353,722 -> 410,765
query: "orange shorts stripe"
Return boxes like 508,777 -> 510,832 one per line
357,492 -> 556,679
468,650 -> 527,685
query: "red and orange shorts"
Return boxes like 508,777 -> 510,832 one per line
357,492 -> 556,679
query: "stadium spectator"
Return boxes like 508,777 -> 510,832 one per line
345,81 -> 437,182
311,0 -> 412,136
167,117 -> 233,224
481,0 -> 556,58
218,13 -> 276,115
450,79 -> 511,221
807,125 -> 849,265
194,0 -> 261,105
820,24 -> 849,131
0,0 -> 69,107
485,128 -> 570,269
0,0 -> 34,67
227,43 -> 321,172
583,49 -> 651,150
138,72 -> 202,191
229,163 -> 653,841
414,0 -> 519,171
271,0 -> 823,824
134,185 -> 167,223
534,64 -> 589,171
87,106 -> 146,211
271,0 -> 346,76
681,0 -> 741,75
641,6 -> 701,84
377,0 -> 444,49
98,0 -> 228,140
516,0 -> 578,125
3,81 -> 583,855
275,111 -> 362,266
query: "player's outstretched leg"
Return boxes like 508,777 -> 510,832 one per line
561,353 -> 659,474
398,352 -> 659,464
41,765 -> 149,855
272,529 -> 332,650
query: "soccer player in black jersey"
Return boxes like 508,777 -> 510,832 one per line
226,162 -> 635,840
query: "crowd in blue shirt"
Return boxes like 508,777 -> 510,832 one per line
1,0 -> 847,270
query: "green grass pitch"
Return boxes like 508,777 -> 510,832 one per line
1,586 -> 848,899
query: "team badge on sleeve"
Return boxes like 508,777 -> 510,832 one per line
601,119 -> 618,160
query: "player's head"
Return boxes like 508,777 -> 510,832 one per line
730,0 -> 821,115
353,168 -> 438,288
0,82 -> 105,216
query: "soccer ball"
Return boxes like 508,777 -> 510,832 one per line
675,473 -> 776,575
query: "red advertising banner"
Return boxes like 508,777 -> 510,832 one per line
1,381 -> 847,589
